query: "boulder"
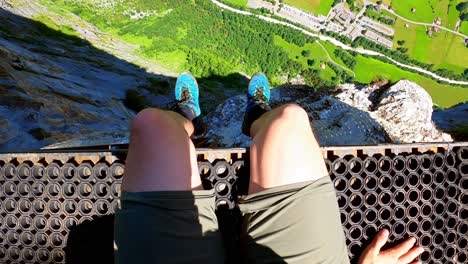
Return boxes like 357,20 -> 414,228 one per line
373,80 -> 452,142
204,85 -> 391,147
204,80 -> 453,147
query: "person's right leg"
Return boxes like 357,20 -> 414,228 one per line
114,73 -> 224,264
238,74 -> 349,264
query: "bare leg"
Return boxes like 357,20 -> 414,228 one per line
116,108 -> 224,264
122,108 -> 202,192
239,104 -> 348,264
248,104 -> 327,194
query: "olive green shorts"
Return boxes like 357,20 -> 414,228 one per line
114,176 -> 350,264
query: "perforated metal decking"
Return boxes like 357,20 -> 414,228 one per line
0,143 -> 467,264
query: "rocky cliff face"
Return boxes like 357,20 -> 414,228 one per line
0,0 -> 250,151
433,102 -> 468,141
0,2 -> 173,151
0,1 -> 460,151
204,80 -> 453,147
336,80 -> 453,143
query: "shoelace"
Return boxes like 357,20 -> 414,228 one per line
253,87 -> 268,105
179,88 -> 193,104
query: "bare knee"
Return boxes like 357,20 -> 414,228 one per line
276,104 -> 309,125
130,108 -> 169,136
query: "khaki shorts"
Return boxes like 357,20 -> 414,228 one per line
114,176 -> 350,264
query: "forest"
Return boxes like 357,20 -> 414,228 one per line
46,0 -> 359,87
44,0 -> 468,95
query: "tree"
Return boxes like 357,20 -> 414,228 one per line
461,13 -> 468,21
307,59 -> 315,66
301,50 -> 311,57
397,40 -> 405,46
397,47 -> 408,53
456,2 -> 468,12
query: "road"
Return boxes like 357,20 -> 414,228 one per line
211,0 -> 468,86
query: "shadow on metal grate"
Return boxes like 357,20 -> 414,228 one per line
0,144 -> 467,263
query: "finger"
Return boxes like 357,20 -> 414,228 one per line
398,246 -> 424,264
386,237 -> 416,257
370,229 -> 389,254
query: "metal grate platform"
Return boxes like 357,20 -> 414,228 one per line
0,143 -> 467,263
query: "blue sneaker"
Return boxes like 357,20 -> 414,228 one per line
174,72 -> 206,140
175,72 -> 201,120
242,73 -> 272,136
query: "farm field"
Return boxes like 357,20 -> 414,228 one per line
283,0 -> 335,15
461,21 -> 468,35
368,0 -> 465,29
274,36 -> 337,80
352,55 -> 468,108
389,0 -> 436,23
43,0 -> 468,108
392,17 -> 467,74
321,41 -> 468,108
222,0 -> 248,7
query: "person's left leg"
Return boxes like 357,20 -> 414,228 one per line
114,73 -> 225,264
238,73 -> 349,264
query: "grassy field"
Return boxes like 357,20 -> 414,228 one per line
284,0 -> 335,15
274,36 -> 337,80
32,14 -> 80,38
274,36 -> 328,67
366,7 -> 397,22
425,31 -> 467,73
321,40 -> 468,108
390,0 -> 438,23
316,0 -> 335,15
461,21 -> 468,35
378,0 -> 392,5
368,0 -> 465,29
42,0 -> 467,108
352,55 -> 468,108
392,17 -> 467,74
320,41 -> 351,68
222,0 -> 248,7
278,34 -> 468,108
447,0 -> 462,29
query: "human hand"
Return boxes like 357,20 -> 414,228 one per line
358,229 -> 424,264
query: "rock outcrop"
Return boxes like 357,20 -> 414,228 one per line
0,6 -> 171,151
336,80 -> 453,143
0,1 -> 458,151
204,80 -> 453,147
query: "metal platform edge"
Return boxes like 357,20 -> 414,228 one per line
0,142 -> 467,163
